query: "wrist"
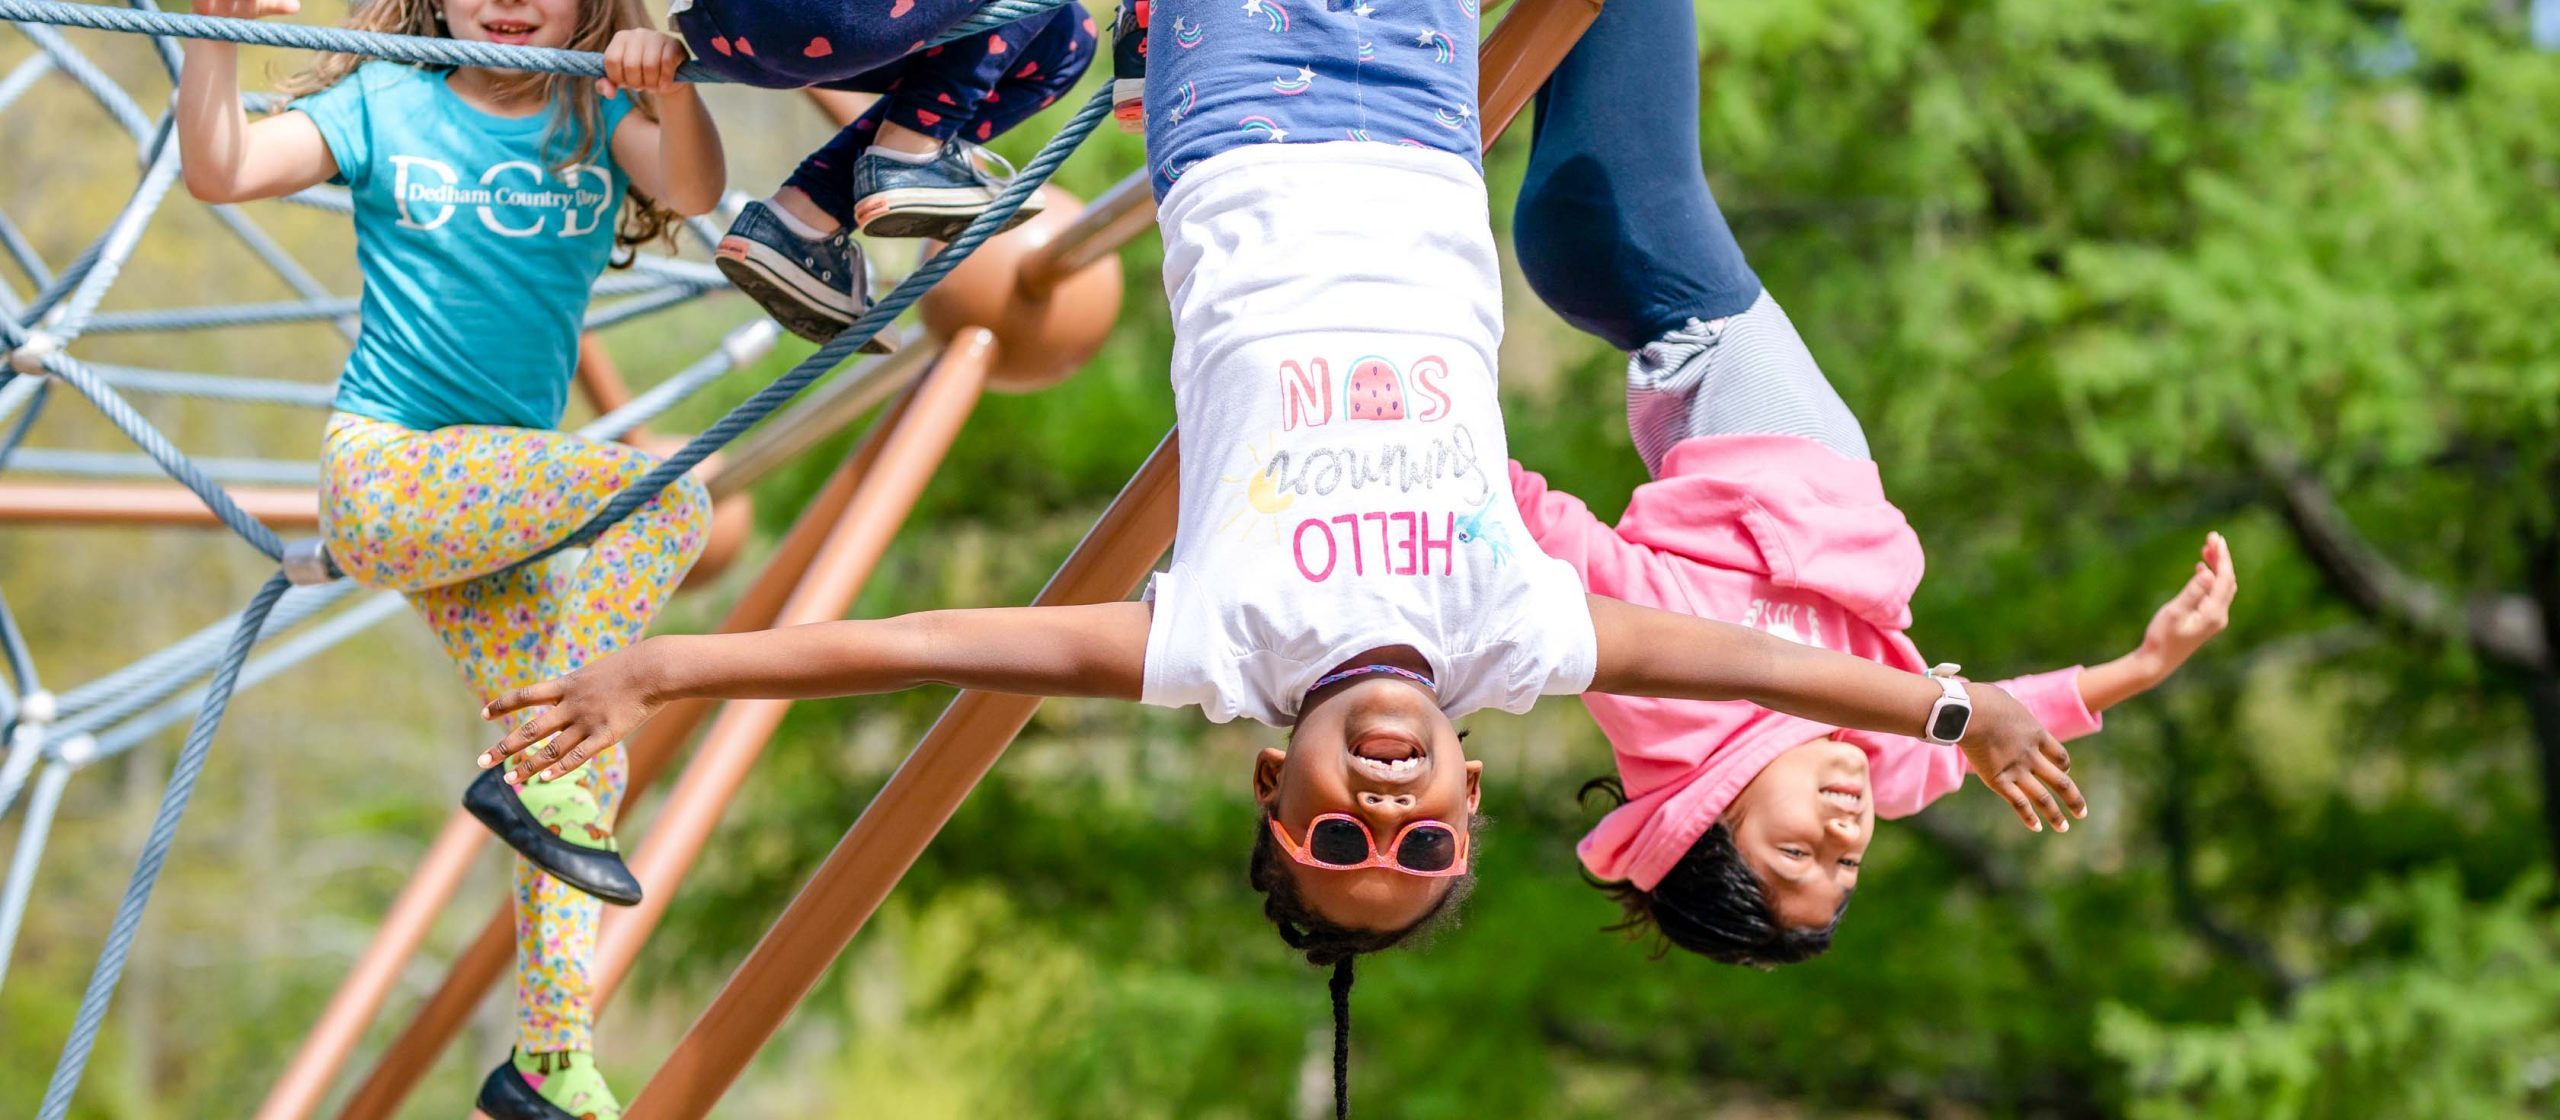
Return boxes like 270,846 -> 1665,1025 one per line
632,635 -> 682,702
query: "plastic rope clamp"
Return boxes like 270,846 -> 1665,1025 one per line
15,689 -> 55,727
6,331 -> 60,377
721,320 -> 780,369
53,733 -> 98,768
282,538 -> 341,586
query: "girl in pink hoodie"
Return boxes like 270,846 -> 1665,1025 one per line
1508,0 -> 2239,966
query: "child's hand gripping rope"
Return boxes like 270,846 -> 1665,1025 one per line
598,26 -> 690,97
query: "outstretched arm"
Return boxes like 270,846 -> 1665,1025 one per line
177,0 -> 339,203
481,601 -> 1152,783
2077,531 -> 2238,712
1587,594 -> 2085,831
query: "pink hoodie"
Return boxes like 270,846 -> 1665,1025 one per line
1510,435 -> 2103,891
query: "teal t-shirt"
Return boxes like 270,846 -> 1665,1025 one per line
295,62 -> 634,431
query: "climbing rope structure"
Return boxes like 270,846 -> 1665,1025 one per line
0,0 -> 1601,1113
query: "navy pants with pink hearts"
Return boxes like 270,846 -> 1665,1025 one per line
674,0 -> 1095,224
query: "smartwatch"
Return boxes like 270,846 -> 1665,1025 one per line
1922,663 -> 1971,745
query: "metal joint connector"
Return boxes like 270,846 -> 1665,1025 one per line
15,689 -> 55,728
282,538 -> 342,586
5,331 -> 60,377
52,733 -> 98,767
721,320 -> 780,369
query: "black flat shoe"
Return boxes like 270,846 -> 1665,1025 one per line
477,1058 -> 591,1120
462,766 -> 643,906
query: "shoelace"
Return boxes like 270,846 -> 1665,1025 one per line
954,141 -> 1023,189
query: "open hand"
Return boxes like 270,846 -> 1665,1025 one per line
480,639 -> 669,785
599,28 -> 690,98
192,0 -> 300,18
2133,531 -> 2237,682
1960,683 -> 2085,833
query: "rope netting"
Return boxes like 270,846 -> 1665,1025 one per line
0,1 -> 1103,1113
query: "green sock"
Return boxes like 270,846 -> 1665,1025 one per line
513,1049 -> 622,1120
512,771 -> 616,852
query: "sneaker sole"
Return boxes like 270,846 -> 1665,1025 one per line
1113,78 -> 1146,134
714,237 -> 893,354
854,190 -> 1045,242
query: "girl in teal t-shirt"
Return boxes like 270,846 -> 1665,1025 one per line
177,0 -> 725,1115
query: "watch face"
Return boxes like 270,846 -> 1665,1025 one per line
1930,703 -> 1971,743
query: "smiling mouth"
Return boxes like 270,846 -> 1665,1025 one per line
481,19 -> 539,42
1819,784 -> 1865,812
1348,733 -> 1425,784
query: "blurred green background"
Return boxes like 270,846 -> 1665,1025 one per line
5,0 -> 2560,1115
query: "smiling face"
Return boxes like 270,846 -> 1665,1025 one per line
1254,676 -> 1481,934
1721,737 -> 1874,929
439,0 -> 585,49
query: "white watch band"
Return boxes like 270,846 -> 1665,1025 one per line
1923,663 -> 1969,744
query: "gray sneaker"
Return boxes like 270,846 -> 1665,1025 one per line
715,200 -> 893,351
850,142 -> 1047,241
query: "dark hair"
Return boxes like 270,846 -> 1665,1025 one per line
1248,812 -> 1478,1118
1577,776 -> 1843,968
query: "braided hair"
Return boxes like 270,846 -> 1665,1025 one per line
1577,776 -> 1843,967
1249,813 -> 1478,1118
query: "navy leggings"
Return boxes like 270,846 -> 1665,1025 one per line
1511,0 -> 1759,352
675,0 -> 1095,225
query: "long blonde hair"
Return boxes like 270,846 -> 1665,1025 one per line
276,0 -> 680,260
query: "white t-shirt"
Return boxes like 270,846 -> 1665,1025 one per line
1142,142 -> 1599,727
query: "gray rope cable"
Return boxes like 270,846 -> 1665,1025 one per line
37,572 -> 288,1120
12,20 -> 156,143
0,206 -> 50,291
7,447 -> 321,486
0,9 -> 1099,1110
52,584 -> 351,732
526,85 -> 1111,567
91,590 -> 407,760
37,350 -> 288,559
86,363 -> 337,408
0,0 -> 1073,81
0,51 -> 52,116
0,758 -> 73,995
76,269 -> 694,333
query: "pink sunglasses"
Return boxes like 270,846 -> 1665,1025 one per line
1267,813 -> 1471,878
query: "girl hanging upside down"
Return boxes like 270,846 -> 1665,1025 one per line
679,0 -> 1097,343
485,0 -> 2083,1113
1504,0 -> 2238,965
178,0 -> 723,1115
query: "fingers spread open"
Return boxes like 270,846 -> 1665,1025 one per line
2032,746 -> 2086,820
1993,777 -> 2044,833
484,680 -> 563,720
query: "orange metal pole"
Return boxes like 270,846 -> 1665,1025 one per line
625,433 -> 1181,1120
318,386 -> 925,1120
624,6 -> 1602,1112
1018,172 -> 1155,296
590,328 -> 996,1004
0,481 -> 318,527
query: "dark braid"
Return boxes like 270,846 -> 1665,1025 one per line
1328,959 -> 1354,1120
1250,813 -> 1480,1117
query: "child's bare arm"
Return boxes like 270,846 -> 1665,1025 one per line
481,601 -> 1151,783
1588,594 -> 2084,830
2078,531 -> 2237,712
602,29 -> 727,216
177,0 -> 339,203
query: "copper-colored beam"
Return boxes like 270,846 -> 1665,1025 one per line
0,481 -> 318,527
591,328 -> 995,1004
1477,0 -> 1603,144
625,433 -> 1181,1120
321,390 -> 922,1120
250,814 -> 489,1120
1017,171 -> 1155,297
624,6 -> 1599,1112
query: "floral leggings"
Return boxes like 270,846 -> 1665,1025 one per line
319,412 -> 710,1053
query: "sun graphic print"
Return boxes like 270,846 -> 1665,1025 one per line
1218,435 -> 1298,542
